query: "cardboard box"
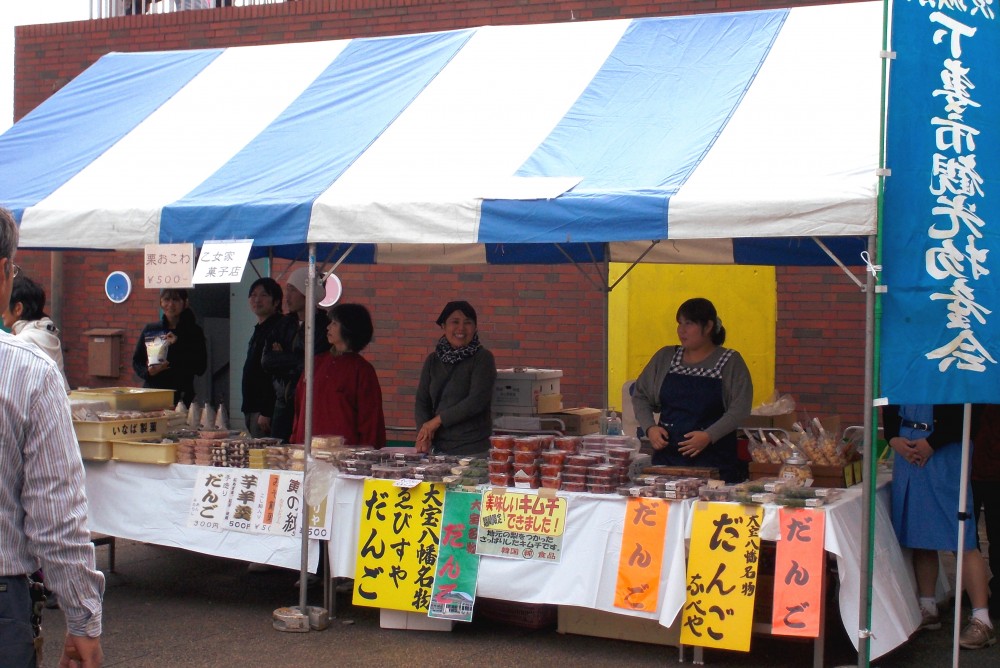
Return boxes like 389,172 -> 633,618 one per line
492,393 -> 563,416
379,608 -> 454,632
557,605 -> 680,646
741,412 -> 797,432
538,407 -> 602,435
493,368 -> 562,407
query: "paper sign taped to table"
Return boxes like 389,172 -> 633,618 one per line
476,489 -> 567,562
771,508 -> 826,637
428,490 -> 482,622
681,502 -> 763,652
352,479 -> 445,613
185,467 -> 331,539
614,497 -> 670,612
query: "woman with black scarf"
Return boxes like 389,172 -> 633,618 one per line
414,301 -> 497,456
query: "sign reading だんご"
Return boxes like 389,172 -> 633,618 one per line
681,502 -> 763,652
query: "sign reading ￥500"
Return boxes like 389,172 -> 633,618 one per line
881,1 -> 1000,403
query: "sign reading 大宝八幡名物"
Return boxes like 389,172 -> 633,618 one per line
881,1 -> 1000,403
476,488 -> 567,562
428,490 -> 482,622
680,502 -> 762,652
352,479 -> 445,612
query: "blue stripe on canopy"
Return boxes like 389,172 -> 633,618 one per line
160,30 -> 473,247
732,237 -> 868,267
478,10 -> 786,243
0,50 -> 222,217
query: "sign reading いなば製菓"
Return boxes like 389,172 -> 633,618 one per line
881,1 -> 1000,403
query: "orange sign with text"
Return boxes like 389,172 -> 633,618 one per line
771,508 -> 826,637
614,497 -> 670,612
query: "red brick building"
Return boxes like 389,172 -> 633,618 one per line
11,0 -> 870,432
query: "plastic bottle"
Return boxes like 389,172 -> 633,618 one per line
604,409 -> 622,436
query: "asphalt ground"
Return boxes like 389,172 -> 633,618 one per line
34,538 -> 1000,668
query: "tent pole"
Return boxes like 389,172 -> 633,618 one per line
603,243 -> 610,412
299,245 -> 317,614
858,4 -> 894,664
951,404 -> 973,668
608,240 -> 660,292
857,233 -> 878,667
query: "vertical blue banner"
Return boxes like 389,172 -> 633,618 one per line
881,2 -> 1000,403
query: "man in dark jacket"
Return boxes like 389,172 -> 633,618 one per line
261,267 -> 330,443
241,277 -> 283,438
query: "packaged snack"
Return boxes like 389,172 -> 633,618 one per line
144,331 -> 170,367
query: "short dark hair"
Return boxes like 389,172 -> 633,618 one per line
248,277 -> 283,306
435,300 -> 477,327
329,303 -> 374,352
676,297 -> 726,346
9,275 -> 47,321
0,207 -> 17,275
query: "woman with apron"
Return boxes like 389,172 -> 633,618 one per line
631,298 -> 753,483
883,403 -> 995,649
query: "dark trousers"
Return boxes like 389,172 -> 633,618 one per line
972,480 -> 1000,605
0,575 -> 36,668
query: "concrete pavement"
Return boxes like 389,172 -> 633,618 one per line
37,539 -> 998,667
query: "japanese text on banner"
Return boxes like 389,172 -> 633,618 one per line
353,479 -> 445,613
477,489 -> 568,562
881,0 -> 999,402
614,497 -> 670,612
144,243 -> 194,288
771,508 -> 826,637
428,490 -> 482,622
681,502 -> 763,652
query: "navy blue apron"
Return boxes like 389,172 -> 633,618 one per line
654,347 -> 745,482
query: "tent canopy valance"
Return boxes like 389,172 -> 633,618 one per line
0,2 -> 882,266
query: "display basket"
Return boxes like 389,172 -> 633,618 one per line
111,439 -> 177,465
79,440 -> 113,461
474,598 -> 557,630
74,416 -> 169,443
69,387 -> 174,411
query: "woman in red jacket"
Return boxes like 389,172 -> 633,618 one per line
291,303 -> 386,448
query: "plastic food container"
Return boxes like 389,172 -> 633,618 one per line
489,472 -> 513,486
489,435 -> 515,449
553,437 -> 580,453
488,460 -> 512,474
540,463 -> 562,478
488,448 -> 513,461
540,475 -> 561,489
512,463 -> 537,477
540,450 -> 566,466
513,437 -> 543,453
587,483 -> 615,494
74,415 -> 170,443
560,481 -> 586,492
513,451 -> 539,465
561,472 -> 587,484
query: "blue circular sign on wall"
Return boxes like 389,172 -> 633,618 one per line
105,271 -> 132,304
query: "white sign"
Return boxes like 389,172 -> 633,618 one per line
192,239 -> 253,285
144,243 -> 195,289
186,467 -> 333,539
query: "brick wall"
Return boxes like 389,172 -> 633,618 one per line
12,0 -> 870,429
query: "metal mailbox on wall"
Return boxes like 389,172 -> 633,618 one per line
84,328 -> 125,377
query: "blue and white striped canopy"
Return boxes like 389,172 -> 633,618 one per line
0,2 -> 882,265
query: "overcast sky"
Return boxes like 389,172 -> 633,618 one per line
1,0 -> 88,133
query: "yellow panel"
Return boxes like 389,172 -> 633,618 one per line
608,264 -> 776,411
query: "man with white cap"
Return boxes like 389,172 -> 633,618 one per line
261,267 -> 331,443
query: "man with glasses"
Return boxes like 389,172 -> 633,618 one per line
0,207 -> 105,667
